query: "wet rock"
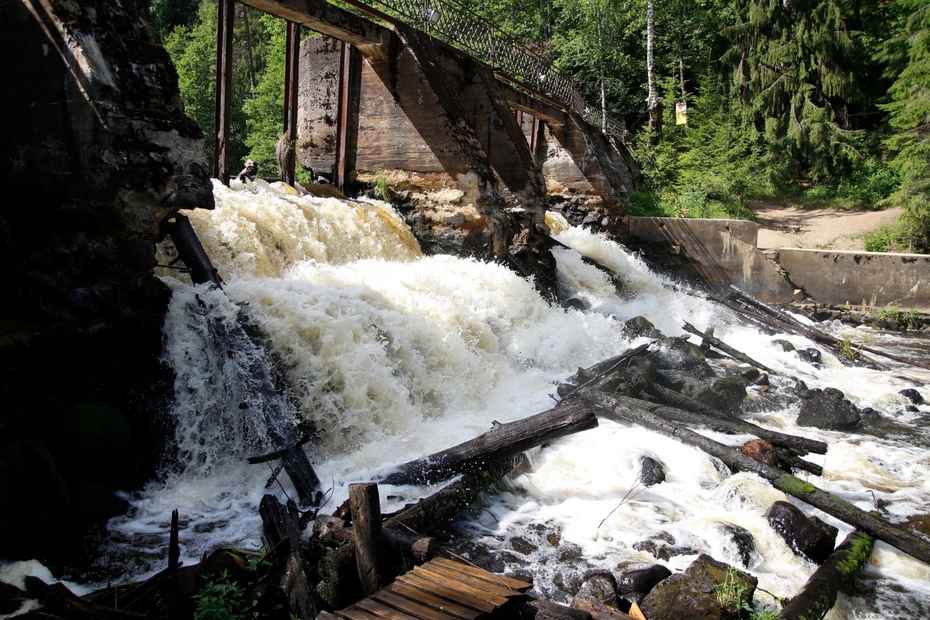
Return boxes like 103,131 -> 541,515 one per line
633,532 -> 700,561
859,407 -> 881,422
764,500 -> 838,564
598,356 -> 658,397
563,297 -> 590,311
573,571 -> 619,608
655,339 -> 714,377
904,405 -> 920,413
740,367 -> 761,383
718,523 -> 758,569
900,388 -> 924,404
796,348 -> 822,365
622,316 -> 664,340
796,388 -> 861,430
617,564 -> 672,603
641,554 -> 756,620
793,379 -> 809,393
692,378 -> 747,415
774,339 -> 796,352
511,537 -> 538,555
639,456 -> 666,486
740,439 -> 776,466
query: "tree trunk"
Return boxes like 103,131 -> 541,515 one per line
573,388 -> 930,567
646,0 -> 661,140
612,392 -> 827,456
385,454 -> 528,535
259,494 -> 318,620
680,322 -> 774,374
780,530 -> 874,620
380,403 -> 596,486
350,483 -> 389,596
170,215 -> 222,287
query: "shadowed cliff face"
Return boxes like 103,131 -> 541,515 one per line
0,0 -> 212,559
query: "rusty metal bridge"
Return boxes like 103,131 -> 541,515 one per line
212,0 -> 627,186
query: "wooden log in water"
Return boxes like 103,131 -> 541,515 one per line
681,321 -> 774,374
259,494 -> 318,620
780,529 -> 874,620
349,483 -> 389,596
170,214 -> 223,287
574,387 -> 930,567
380,403 -> 597,486
612,392 -> 827,456
385,454 -> 528,535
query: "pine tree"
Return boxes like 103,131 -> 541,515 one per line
881,0 -> 930,250
724,0 -> 861,180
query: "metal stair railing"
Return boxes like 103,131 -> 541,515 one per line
334,0 -> 628,139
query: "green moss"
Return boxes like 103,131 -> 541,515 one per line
779,475 -> 817,496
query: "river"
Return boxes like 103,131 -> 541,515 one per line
10,180 -> 928,619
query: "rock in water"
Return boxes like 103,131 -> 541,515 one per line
640,554 -> 756,620
796,388 -> 861,429
764,500 -> 838,564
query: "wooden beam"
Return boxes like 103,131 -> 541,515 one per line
213,0 -> 235,185
283,21 -> 301,186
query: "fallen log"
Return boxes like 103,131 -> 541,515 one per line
170,214 -> 222,287
386,454 -> 528,535
780,529 -> 874,620
775,447 -> 824,477
711,296 -> 895,371
573,387 -> 930,566
681,322 -> 774,374
259,494 -> 318,620
380,402 -> 597,486
611,393 -> 827,456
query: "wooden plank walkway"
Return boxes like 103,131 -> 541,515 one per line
320,557 -> 533,620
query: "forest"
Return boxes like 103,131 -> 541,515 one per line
149,0 -> 930,253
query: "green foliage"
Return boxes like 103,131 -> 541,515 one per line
243,15 -> 288,175
372,175 -> 392,202
723,0 -> 863,180
880,0 -> 930,252
193,570 -> 259,620
713,567 -> 781,620
149,0 -> 201,44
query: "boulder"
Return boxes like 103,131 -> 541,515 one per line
640,554 -> 756,620
796,388 -> 861,430
899,388 -> 924,404
617,564 -> 672,604
740,439 -> 776,467
639,456 -> 666,487
573,571 -> 619,609
764,500 -> 838,564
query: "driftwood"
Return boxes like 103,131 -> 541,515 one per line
574,387 -> 930,567
611,393 -> 827,456
380,402 -> 597,486
780,529 -> 874,620
386,454 -> 528,535
168,509 -> 180,571
349,483 -> 389,595
774,447 -> 824,477
259,494 -> 318,620
711,295 -> 902,371
681,322 -> 774,374
170,214 -> 222,287
25,577 -> 146,619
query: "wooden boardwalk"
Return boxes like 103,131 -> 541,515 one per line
320,557 -> 533,620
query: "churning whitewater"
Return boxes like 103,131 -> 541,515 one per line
104,179 -> 930,618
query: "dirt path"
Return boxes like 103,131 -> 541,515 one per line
749,200 -> 903,251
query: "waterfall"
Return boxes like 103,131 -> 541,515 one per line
102,179 -> 929,617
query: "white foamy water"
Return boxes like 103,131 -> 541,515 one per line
99,183 -> 930,617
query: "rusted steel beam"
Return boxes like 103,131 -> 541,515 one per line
282,20 -> 300,186
213,0 -> 235,185
239,0 -> 388,57
333,41 -> 359,190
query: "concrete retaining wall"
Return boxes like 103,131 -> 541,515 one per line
776,249 -> 930,310
625,217 -> 930,310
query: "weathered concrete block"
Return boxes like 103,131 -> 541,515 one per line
626,218 -> 794,302
776,249 -> 930,310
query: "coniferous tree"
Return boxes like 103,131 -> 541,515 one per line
724,0 -> 861,180
881,0 -> 930,250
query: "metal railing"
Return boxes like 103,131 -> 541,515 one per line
335,0 -> 628,139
